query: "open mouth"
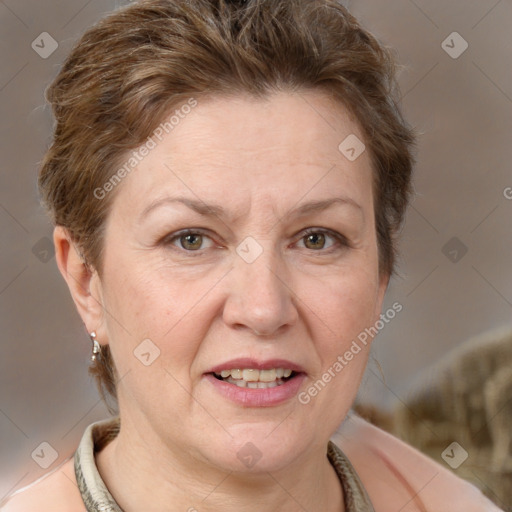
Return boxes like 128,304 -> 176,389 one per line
211,368 -> 299,389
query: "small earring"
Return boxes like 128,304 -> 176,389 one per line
90,332 -> 101,361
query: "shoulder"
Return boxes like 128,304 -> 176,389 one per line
331,412 -> 503,512
0,458 -> 86,512
2,417 -> 120,511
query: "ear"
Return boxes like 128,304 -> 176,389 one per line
53,226 -> 107,345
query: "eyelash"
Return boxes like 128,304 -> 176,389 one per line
161,227 -> 349,256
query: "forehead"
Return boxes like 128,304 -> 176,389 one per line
110,90 -> 373,219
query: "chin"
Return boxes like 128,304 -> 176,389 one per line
201,424 -> 315,474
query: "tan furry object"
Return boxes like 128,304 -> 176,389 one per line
355,325 -> 512,510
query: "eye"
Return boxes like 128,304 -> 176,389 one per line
297,228 -> 348,252
163,229 -> 215,252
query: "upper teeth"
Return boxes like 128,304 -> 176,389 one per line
215,368 -> 293,382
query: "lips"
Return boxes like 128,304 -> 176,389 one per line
204,358 -> 306,405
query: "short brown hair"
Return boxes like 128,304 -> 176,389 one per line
39,0 -> 416,412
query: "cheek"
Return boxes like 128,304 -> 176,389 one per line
100,259 -> 210,376
296,268 -> 381,430
104,253 -> 182,328
100,267 -> 208,413
309,265 -> 381,360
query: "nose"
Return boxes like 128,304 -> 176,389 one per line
222,240 -> 299,338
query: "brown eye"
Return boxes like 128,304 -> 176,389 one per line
180,233 -> 203,250
304,232 -> 326,250
298,228 -> 348,253
163,229 -> 215,253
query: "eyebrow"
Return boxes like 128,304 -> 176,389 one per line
140,196 -> 363,222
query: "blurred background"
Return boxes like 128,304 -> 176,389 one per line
0,0 -> 511,509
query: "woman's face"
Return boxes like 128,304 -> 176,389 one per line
90,91 -> 388,473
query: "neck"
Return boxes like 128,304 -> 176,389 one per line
95,417 -> 344,512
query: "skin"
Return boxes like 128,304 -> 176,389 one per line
1,92 -> 502,512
